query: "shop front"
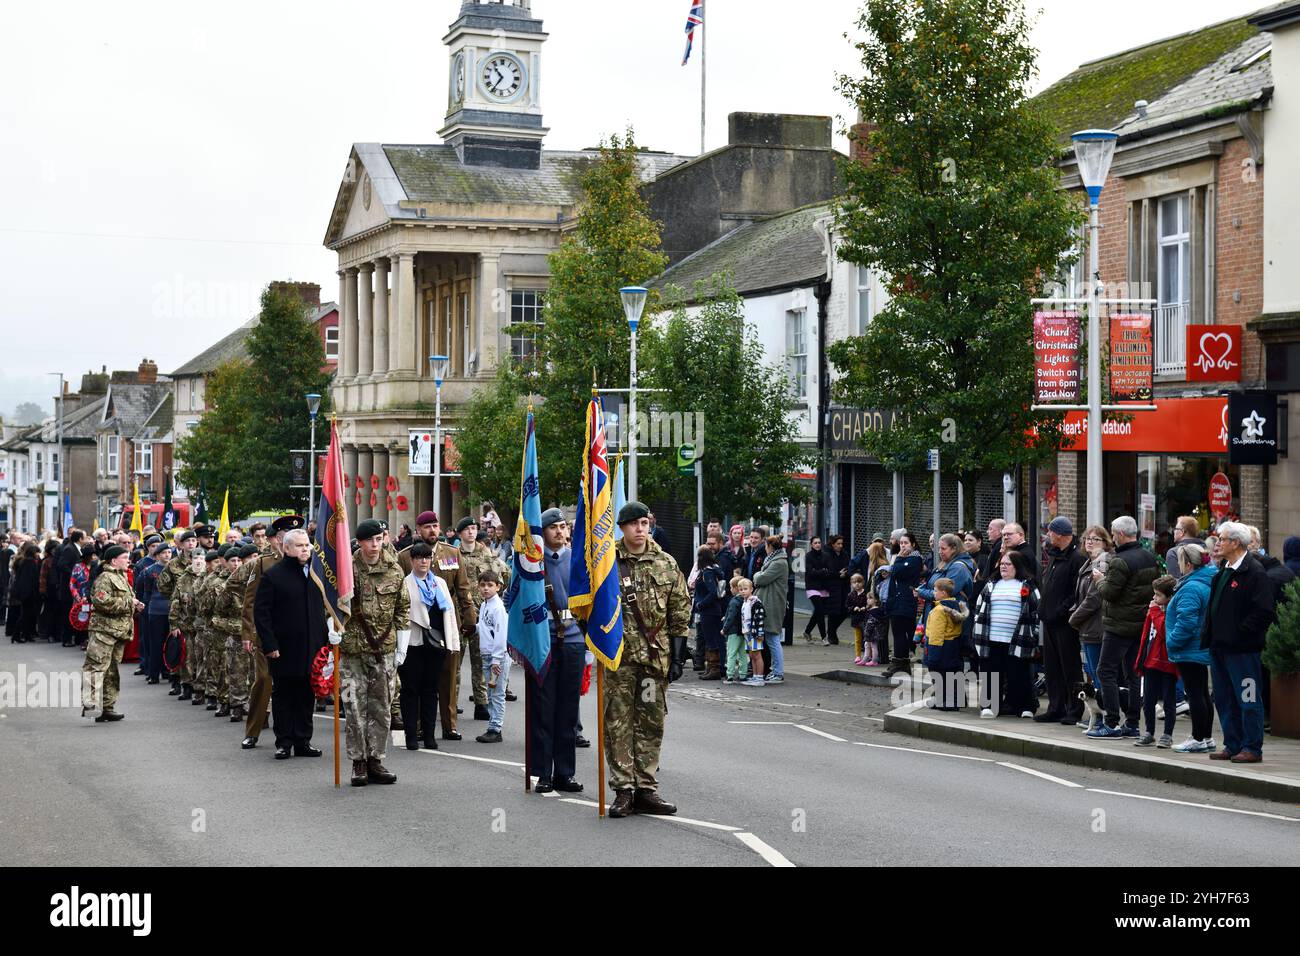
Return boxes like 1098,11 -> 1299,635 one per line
1051,396 -> 1260,558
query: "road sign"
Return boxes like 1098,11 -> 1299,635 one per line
926,448 -> 940,472
677,443 -> 696,475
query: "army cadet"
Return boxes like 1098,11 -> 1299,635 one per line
239,515 -> 298,748
192,548 -> 226,708
342,519 -> 410,785
456,515 -> 511,721
173,545 -> 207,700
399,511 -> 476,740
210,546 -> 246,719
161,530 -> 199,696
606,501 -> 690,818
80,545 -> 144,721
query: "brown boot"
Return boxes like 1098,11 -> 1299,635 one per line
367,757 -> 397,784
608,789 -> 636,818
700,649 -> 723,681
633,789 -> 677,815
350,760 -> 369,786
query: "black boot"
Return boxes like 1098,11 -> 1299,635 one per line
178,685 -> 193,701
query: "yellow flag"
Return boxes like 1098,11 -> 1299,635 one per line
130,479 -> 144,534
217,489 -> 231,541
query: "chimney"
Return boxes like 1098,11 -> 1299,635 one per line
138,358 -> 158,384
269,281 -> 322,309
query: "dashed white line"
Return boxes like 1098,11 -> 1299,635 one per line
734,831 -> 795,866
727,720 -> 795,725
1086,788 -> 1300,822
645,814 -> 742,833
795,724 -> 847,743
998,762 -> 1082,788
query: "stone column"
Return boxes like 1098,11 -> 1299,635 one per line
373,258 -> 390,376
357,263 -> 374,377
356,449 -> 374,522
477,253 -> 500,375
341,269 -> 358,380
373,446 -> 390,531
396,253 -> 417,373
343,445 -> 359,531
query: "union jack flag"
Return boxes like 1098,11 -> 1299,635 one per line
682,1 -> 703,65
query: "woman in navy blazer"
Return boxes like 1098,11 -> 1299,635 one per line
881,531 -> 924,676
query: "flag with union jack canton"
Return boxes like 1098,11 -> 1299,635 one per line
682,1 -> 703,65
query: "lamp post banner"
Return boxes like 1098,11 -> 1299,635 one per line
1109,313 -> 1153,402
1033,310 -> 1080,403
408,430 -> 433,476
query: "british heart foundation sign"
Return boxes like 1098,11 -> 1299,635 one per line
1109,314 -> 1153,401
1186,325 -> 1241,382
1033,311 -> 1080,403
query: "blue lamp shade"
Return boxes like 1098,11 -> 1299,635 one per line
429,354 -> 449,386
305,393 -> 322,418
1071,129 -> 1117,206
620,286 -> 648,333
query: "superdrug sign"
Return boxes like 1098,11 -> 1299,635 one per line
1227,391 -> 1279,466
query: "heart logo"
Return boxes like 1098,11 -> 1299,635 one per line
1195,332 -> 1237,373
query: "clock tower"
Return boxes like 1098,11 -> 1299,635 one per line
440,0 -> 549,170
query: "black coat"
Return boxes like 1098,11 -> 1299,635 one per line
0,546 -> 12,600
254,556 -> 327,679
1200,553 -> 1276,654
804,547 -> 834,594
56,541 -> 81,600
1039,540 -> 1085,624
12,558 -> 40,602
826,546 -> 850,608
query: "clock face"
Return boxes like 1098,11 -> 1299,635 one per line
479,53 -> 525,101
453,54 -> 466,103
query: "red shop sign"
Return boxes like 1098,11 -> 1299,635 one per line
1055,396 -> 1228,454
1209,472 -> 1233,519
1186,325 -> 1242,382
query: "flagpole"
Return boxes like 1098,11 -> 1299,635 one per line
699,0 -> 706,155
524,674 -> 533,792
597,661 -> 606,818
333,645 -> 341,788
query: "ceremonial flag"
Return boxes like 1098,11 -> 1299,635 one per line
217,489 -> 231,541
62,492 -> 73,536
570,397 -> 624,669
504,411 -> 551,678
612,455 -> 627,542
194,480 -> 208,525
312,419 -> 354,627
129,479 -> 143,534
682,0 -> 703,65
161,472 -> 176,530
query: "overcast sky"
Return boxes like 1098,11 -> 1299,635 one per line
0,0 -> 1270,417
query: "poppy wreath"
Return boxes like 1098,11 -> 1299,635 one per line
68,599 -> 92,633
310,645 -> 336,699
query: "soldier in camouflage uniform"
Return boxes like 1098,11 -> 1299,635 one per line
343,519 -> 411,786
193,549 -> 228,709
161,531 -> 199,697
214,545 -> 255,720
81,545 -> 143,720
456,515 -> 512,720
606,501 -> 690,818
172,547 -> 207,701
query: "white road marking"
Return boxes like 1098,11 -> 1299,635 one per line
1086,788 -> 1300,822
864,717 -> 885,722
734,831 -> 795,866
998,762 -> 1082,788
559,797 -> 599,808
727,720 -> 795,725
795,724 -> 847,743
645,814 -> 742,833
419,749 -> 526,769
853,741 -> 994,762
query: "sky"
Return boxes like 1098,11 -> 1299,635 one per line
0,0 -> 1273,418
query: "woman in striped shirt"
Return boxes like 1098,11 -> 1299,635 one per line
973,549 -> 1041,719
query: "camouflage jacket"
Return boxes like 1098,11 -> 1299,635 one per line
166,564 -> 194,631
461,541 -> 511,607
213,563 -> 250,638
171,567 -> 203,632
156,553 -> 191,600
195,570 -> 227,634
342,549 -> 411,656
89,568 -> 135,642
615,538 -> 691,678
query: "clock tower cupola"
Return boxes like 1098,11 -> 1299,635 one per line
440,0 -> 549,170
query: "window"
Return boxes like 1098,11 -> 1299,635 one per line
856,267 -> 872,335
1155,194 -> 1191,376
1047,222 -> 1087,302
188,378 -> 197,411
510,290 -> 544,364
106,435 -> 119,476
786,309 -> 808,401
34,451 -> 42,482
325,326 -> 339,359
458,292 -> 470,376
52,452 -> 59,483
442,294 -> 453,364
134,441 -> 152,475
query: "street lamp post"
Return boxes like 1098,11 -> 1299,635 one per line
306,393 -> 322,523
619,287 -> 648,502
1071,129 -> 1118,529
429,355 -> 449,519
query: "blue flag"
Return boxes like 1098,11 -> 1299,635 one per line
569,398 -> 624,670
63,493 -> 73,535
505,412 -> 551,678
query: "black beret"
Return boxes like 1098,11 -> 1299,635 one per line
617,501 -> 650,525
271,514 -> 304,534
540,508 -> 565,529
238,544 -> 259,559
355,519 -> 384,541
456,516 -> 478,533
177,530 -> 197,543
102,545 -> 128,562
205,549 -> 220,562
216,544 -> 232,558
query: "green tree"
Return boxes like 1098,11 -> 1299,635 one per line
829,0 -> 1084,517
176,285 -> 331,517
459,130 -> 669,507
641,281 -> 811,524
1264,579 -> 1300,676
452,371 -> 531,526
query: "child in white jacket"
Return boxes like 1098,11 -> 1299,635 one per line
476,570 -> 509,742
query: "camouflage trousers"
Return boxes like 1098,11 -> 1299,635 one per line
178,629 -> 196,686
199,628 -> 228,701
341,651 -> 393,762
603,662 -> 669,793
81,634 -> 125,711
224,634 -> 252,708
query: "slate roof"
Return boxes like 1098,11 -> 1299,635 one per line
133,393 -> 174,443
170,302 -> 337,377
1033,17 -> 1263,144
100,383 -> 171,437
650,203 -> 831,302
37,397 -> 107,443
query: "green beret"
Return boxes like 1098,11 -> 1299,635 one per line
616,501 -> 650,525
355,519 -> 384,541
238,544 -> 259,559
177,530 -> 197,543
456,516 -> 478,533
102,545 -> 128,562
216,544 -> 232,558
205,549 -> 220,562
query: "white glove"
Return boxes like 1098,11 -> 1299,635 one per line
396,629 -> 410,667
327,616 -> 342,646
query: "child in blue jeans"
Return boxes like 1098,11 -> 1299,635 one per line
475,571 -> 510,743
